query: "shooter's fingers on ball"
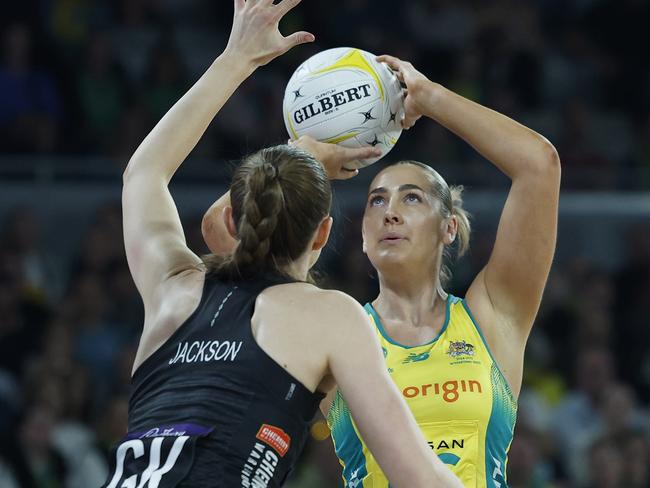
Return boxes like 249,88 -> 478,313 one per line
385,65 -> 405,85
376,54 -> 404,71
402,113 -> 421,130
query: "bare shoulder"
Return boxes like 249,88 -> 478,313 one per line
259,284 -> 369,333
261,283 -> 360,308
251,283 -> 369,393
304,287 -> 366,316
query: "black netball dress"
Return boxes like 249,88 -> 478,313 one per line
101,273 -> 324,488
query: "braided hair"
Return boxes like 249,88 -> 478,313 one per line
204,145 -> 332,279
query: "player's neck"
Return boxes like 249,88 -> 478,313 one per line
373,273 -> 446,328
278,254 -> 311,282
375,259 -> 441,298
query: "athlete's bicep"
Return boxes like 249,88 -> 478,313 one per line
123,171 -> 202,307
468,155 -> 560,336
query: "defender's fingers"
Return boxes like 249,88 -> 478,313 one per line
275,0 -> 303,17
282,31 -> 315,51
342,146 -> 382,161
338,168 -> 360,180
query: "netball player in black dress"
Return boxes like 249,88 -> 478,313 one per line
102,1 -> 462,487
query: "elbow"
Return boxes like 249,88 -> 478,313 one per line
543,139 -> 561,171
533,138 -> 561,183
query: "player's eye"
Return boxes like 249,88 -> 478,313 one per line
404,193 -> 422,203
369,195 -> 385,206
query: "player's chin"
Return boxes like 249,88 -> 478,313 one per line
371,247 -> 412,267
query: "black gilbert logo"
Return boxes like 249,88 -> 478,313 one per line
292,84 -> 373,124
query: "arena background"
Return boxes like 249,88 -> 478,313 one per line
1,1 -> 649,487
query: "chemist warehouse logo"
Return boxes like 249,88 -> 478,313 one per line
256,424 -> 291,457
402,379 -> 483,403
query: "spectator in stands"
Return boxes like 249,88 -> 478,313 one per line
584,438 -> 624,488
0,402 -> 69,488
620,431 -> 650,488
1,206 -> 62,301
76,32 -> 127,152
506,426 -> 564,488
552,347 -> 617,483
142,40 -> 188,120
0,23 -> 62,153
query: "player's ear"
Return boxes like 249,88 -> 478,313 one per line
312,216 -> 333,251
223,206 -> 238,240
442,215 -> 458,246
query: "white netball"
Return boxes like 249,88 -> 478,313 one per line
283,47 -> 404,170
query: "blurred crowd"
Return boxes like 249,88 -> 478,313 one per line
1,0 -> 650,487
1,0 -> 650,188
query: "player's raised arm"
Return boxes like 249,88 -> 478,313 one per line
322,293 -> 463,488
123,0 -> 315,309
378,54 -> 560,391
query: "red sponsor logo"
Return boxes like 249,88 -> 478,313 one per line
256,424 -> 291,457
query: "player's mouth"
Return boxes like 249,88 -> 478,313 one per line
380,232 -> 407,243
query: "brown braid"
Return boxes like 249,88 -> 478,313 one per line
203,145 -> 331,279
234,161 -> 284,269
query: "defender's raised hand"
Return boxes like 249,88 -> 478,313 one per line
289,136 -> 381,180
225,0 -> 315,67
